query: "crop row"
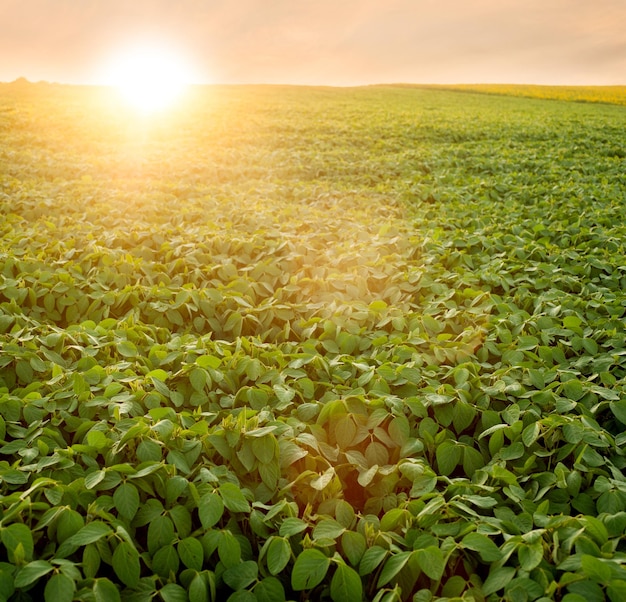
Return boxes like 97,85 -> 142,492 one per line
1,84 -> 626,601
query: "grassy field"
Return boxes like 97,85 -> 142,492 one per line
403,84 -> 626,107
1,82 -> 626,601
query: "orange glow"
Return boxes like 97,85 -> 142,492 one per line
101,43 -> 197,113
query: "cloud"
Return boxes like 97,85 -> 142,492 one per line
0,0 -> 624,84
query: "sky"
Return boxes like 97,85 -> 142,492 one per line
1,0 -> 624,86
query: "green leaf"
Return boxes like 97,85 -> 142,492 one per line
255,577 -> 286,602
311,467 -> 335,491
482,566 -> 516,596
112,541 -> 140,588
219,482 -> 251,513
410,474 -> 437,497
133,498 -> 164,526
147,515 -> 175,555
57,508 -> 85,544
291,549 -> 331,591
218,530 -> 242,568
0,564 -> 14,601
610,400 -> 626,425
178,537 -> 204,571
567,580 -> 606,601
462,446 -> 485,475
581,555 -> 612,584
113,482 -> 140,521
83,544 -> 101,579
414,547 -> 445,581
196,355 -> 222,369
159,583 -> 189,602
563,379 -> 585,401
44,573 -> 75,602
335,416 -> 357,448
63,521 -> 112,549
462,532 -> 502,563
341,531 -> 366,567
251,435 -> 276,464
167,449 -> 192,473
273,384 -> 296,406
1,523 -> 34,562
377,552 -> 411,587
189,367 -> 208,392
522,422 -> 540,447
313,519 -> 345,541
166,475 -> 189,506
117,340 -> 138,358
335,500 -> 355,529
224,311 -> 243,335
226,592 -> 256,602
357,465 -> 378,487
14,560 -> 54,588
436,441 -> 461,476
518,541 -> 544,571
266,537 -> 291,575
563,315 -> 583,330
388,415 -> 411,444
279,517 -> 308,537
607,580 -> 626,602
330,561 -> 363,602
528,368 -> 546,389
152,544 -> 180,579
0,467 -> 28,485
16,360 -> 34,384
93,578 -> 121,602
500,441 -> 524,461
223,560 -> 259,591
168,504 -> 192,537
452,402 -> 477,434
489,464 -> 518,485
84,469 -> 106,489
199,492 -> 224,528
359,546 -> 388,576
189,573 -> 210,602
442,575 -> 469,598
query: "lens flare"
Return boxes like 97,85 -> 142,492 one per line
102,43 -> 196,113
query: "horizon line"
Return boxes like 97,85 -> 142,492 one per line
2,77 -> 626,89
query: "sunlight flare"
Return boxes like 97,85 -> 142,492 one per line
102,43 -> 196,113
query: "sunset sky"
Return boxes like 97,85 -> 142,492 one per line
1,0 -> 625,86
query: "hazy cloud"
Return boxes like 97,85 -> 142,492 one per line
0,0 -> 624,84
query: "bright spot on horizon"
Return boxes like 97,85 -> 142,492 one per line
102,43 -> 196,113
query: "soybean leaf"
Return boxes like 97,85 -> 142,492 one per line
462,532 -> 503,563
414,547 -> 445,581
255,577 -> 286,602
291,549 -> 330,591
223,561 -> 259,591
266,537 -> 291,576
219,482 -> 251,513
330,561 -> 363,602
199,492 -> 224,528
113,482 -> 140,521
178,537 -> 204,571
112,541 -> 140,588
482,566 -> 516,596
14,560 -> 54,588
44,573 -> 75,602
377,552 -> 412,587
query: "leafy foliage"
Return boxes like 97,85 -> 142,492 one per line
414,83 -> 626,107
1,82 -> 626,600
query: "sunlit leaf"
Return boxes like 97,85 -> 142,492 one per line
292,549 -> 330,591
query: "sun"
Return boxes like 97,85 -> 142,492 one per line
102,43 -> 196,113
